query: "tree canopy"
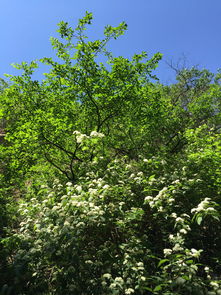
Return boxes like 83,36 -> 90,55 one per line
0,12 -> 221,295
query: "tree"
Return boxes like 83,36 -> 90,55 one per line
1,12 -> 221,295
1,12 -> 162,183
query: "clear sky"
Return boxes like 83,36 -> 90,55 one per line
1,0 -> 221,83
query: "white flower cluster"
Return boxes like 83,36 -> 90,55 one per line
144,186 -> 175,211
210,281 -> 220,290
90,130 -> 105,138
163,248 -> 172,256
130,172 -> 143,184
73,130 -> 105,144
191,198 -> 216,214
188,248 -> 202,258
73,130 -> 89,143
125,288 -> 135,294
103,273 -> 112,279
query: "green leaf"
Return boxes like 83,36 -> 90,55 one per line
196,215 -> 203,225
157,259 -> 169,268
153,285 -> 163,292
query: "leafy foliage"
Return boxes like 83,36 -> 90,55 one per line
0,12 -> 221,295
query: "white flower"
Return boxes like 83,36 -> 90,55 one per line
206,207 -> 216,212
169,234 -> 174,241
126,164 -> 132,169
158,206 -> 164,212
78,134 -> 88,143
190,248 -> 202,258
103,273 -> 112,279
137,172 -> 143,177
75,185 -> 82,193
181,213 -> 190,219
173,179 -> 180,184
173,244 -> 183,252
164,248 -> 172,256
125,288 -> 135,294
76,222 -> 85,227
88,188 -> 98,195
191,198 -> 214,214
175,217 -> 183,223
73,130 -> 89,143
73,130 -> 81,136
171,213 -> 177,218
168,198 -> 175,203
114,277 -> 124,284
144,196 -> 153,202
149,201 -> 154,207
103,184 -> 109,190
179,229 -> 187,234
90,131 -> 105,138
210,281 -> 219,289
40,184 -> 48,189
110,283 -> 116,289
64,221 -> 70,226
158,187 -> 167,196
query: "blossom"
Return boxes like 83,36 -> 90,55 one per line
90,130 -> 105,138
103,184 -> 109,190
114,277 -> 124,284
173,243 -> 183,252
75,185 -> 82,193
179,229 -> 187,234
88,188 -> 98,195
137,262 -> 144,268
73,130 -> 89,143
125,288 -> 135,294
210,281 -> 219,289
144,196 -> 153,202
190,248 -> 202,258
110,283 -> 116,289
206,207 -> 216,212
171,213 -> 177,218
172,179 -> 180,184
137,172 -> 143,177
169,234 -> 174,241
175,217 -> 183,223
164,248 -> 172,256
191,198 -> 215,214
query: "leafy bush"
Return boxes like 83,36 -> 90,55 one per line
0,12 -> 221,295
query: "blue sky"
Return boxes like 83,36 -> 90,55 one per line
1,0 -> 221,83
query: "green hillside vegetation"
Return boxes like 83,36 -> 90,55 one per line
0,12 -> 221,294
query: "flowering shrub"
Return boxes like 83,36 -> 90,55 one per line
3,136 -> 220,294
1,13 -> 221,295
